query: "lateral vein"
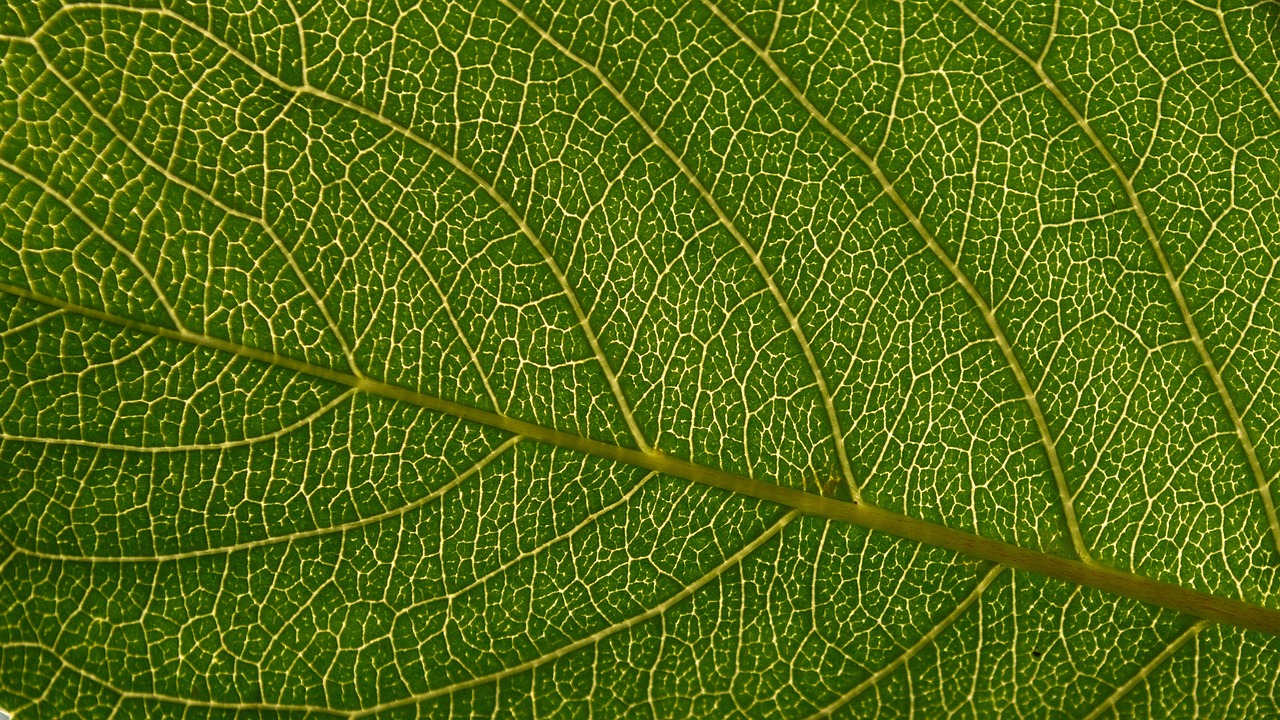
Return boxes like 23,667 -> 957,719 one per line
8,434 -> 520,562
805,564 -> 1007,719
0,156 -> 185,332
1080,620 -> 1210,720
44,0 -> 650,453
0,641 -> 345,716
951,0 -> 1280,557
497,0 -> 861,500
0,387 -> 355,454
349,511 -> 799,717
702,0 -> 1090,562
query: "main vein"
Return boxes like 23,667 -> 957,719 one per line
3,281 -> 1278,636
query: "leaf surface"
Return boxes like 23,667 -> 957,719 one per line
2,0 -> 1280,717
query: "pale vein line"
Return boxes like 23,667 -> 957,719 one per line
365,213 -> 501,410
29,45 -> 364,378
0,307 -> 64,338
0,156 -> 185,331
0,641 -> 344,716
39,35 -> 496,406
805,564 -> 1007,719
323,120 -> 502,408
282,0 -> 309,87
1197,0 -> 1280,119
0,386 -> 354,454
951,0 -> 1280,556
497,0 -> 860,499
43,1 -> 650,452
1196,2 -> 1280,519
4,281 -> 1279,636
444,470 -> 658,600
13,434 -> 520,562
7,508 -> 793,715
1080,620 -> 1210,720
702,0 -> 1088,561
349,511 -> 798,717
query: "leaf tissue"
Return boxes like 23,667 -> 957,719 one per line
2,0 -> 1280,717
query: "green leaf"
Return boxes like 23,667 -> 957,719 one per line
2,0 -> 1279,717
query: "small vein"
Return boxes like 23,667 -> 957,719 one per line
951,0 -> 1280,557
1195,0 -> 1280,120
282,0 -> 309,87
0,641 -> 345,717
805,563 -> 1006,719
443,470 -> 658,600
703,0 -> 1090,562
44,0 -> 650,452
3,281 -> 1280,636
29,43 -> 364,377
1080,620 -> 1210,720
11,434 -> 519,562
349,510 -> 798,717
0,156 -> 185,332
497,0 -> 860,499
362,210 -> 502,411
0,386 -> 354,454
0,307 -> 64,339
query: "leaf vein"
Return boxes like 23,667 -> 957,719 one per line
2,281 -> 1277,635
951,0 -> 1280,557
702,0 -> 1091,562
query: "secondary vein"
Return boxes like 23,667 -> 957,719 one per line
701,0 -> 1091,563
805,564 -> 1007,719
41,1 -> 651,454
1080,620 -> 1210,720
950,0 -> 1280,559
497,0 -> 862,500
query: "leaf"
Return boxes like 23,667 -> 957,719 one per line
1,0 -> 1279,716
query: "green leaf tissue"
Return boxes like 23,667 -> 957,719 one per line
2,0 -> 1280,717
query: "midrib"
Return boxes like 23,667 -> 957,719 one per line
3,280 -> 1279,636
